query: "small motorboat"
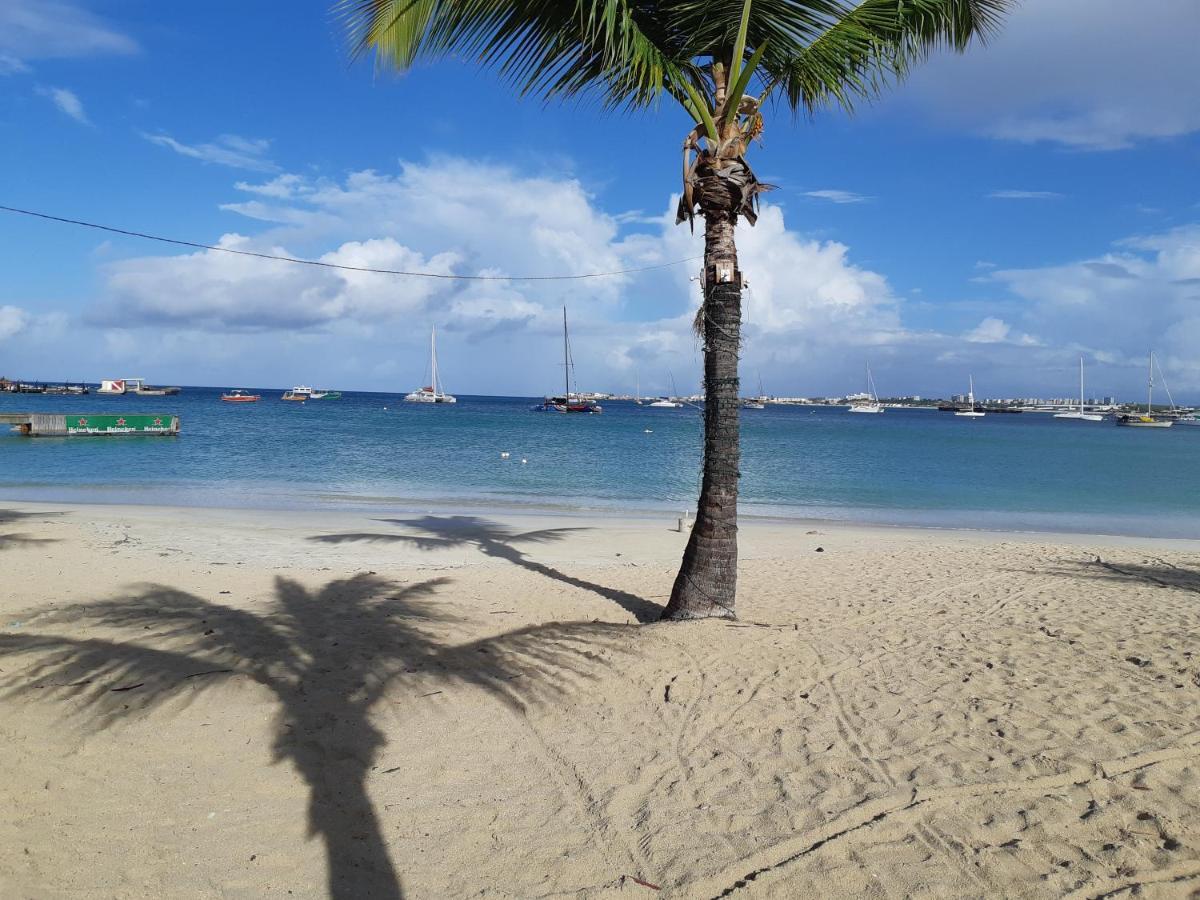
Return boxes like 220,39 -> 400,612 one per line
222,390 -> 260,403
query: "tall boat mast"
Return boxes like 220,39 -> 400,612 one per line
1079,356 -> 1084,414
1147,350 -> 1154,415
431,326 -> 439,398
563,306 -> 570,399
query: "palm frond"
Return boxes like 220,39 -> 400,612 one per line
336,0 -> 1015,124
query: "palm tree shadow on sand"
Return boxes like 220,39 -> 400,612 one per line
0,508 -> 62,551
308,515 -> 662,623
0,573 -> 633,899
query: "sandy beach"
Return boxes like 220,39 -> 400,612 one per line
1,501 -> 1198,898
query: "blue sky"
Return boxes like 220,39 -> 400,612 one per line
2,0 -> 1198,401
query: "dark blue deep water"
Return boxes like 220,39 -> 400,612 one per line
2,388 -> 1198,537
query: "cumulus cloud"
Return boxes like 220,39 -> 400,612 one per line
0,305 -> 31,340
36,85 -> 89,124
0,1 -> 136,66
87,157 -> 917,394
97,235 -> 459,331
803,189 -> 871,204
78,154 -> 1200,398
987,224 -> 1200,388
142,132 -> 278,172
964,317 -> 1040,346
900,0 -> 1200,150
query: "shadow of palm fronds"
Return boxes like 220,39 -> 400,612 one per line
0,508 -> 62,551
1038,556 -> 1200,596
309,515 -> 661,623
0,573 -> 634,899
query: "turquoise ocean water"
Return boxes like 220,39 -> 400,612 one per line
1,388 -> 1197,537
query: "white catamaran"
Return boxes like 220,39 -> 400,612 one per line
1054,357 -> 1103,421
405,326 -> 457,403
955,375 -> 986,418
847,364 -> 883,413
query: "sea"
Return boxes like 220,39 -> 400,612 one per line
2,387 -> 1198,538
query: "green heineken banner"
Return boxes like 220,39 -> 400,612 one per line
64,414 -> 178,435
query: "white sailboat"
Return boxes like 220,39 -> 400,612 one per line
847,364 -> 884,413
649,372 -> 683,408
532,308 -> 602,413
405,326 -> 457,403
1054,357 -> 1103,421
743,373 -> 767,410
1116,351 -> 1171,427
955,375 -> 986,418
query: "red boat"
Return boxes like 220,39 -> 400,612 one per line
221,390 -> 260,403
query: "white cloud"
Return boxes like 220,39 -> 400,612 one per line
987,224 -> 1200,388
97,235 -> 459,331
900,0 -> 1200,150
36,85 -> 89,124
87,157 -> 913,395
0,53 -> 30,75
987,190 -> 1063,201
803,189 -> 871,204
69,155 -> 1200,399
0,1 -> 136,66
142,132 -> 278,172
0,306 -> 31,340
233,174 -> 310,200
964,316 -> 1040,346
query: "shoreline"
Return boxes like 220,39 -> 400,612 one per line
2,495 -> 1198,552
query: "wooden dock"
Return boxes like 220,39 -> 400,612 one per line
0,413 -> 180,436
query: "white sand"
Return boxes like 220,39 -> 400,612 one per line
1,501 -> 1198,898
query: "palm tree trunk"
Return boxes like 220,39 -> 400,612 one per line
661,205 -> 741,621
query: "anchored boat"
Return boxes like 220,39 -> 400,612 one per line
1116,352 -> 1173,427
221,390 -> 260,403
405,326 -> 456,403
532,308 -> 602,413
847,364 -> 883,414
955,375 -> 986,418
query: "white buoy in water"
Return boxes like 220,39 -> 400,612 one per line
500,451 -> 510,459
521,458 -> 528,464
644,428 -> 653,433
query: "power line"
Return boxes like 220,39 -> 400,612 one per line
0,204 -> 700,282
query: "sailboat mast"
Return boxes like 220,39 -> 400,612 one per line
1079,356 -> 1084,414
563,307 -> 569,398
1147,351 -> 1154,414
431,327 -> 438,397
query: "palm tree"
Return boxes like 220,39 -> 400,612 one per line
337,0 -> 1014,620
